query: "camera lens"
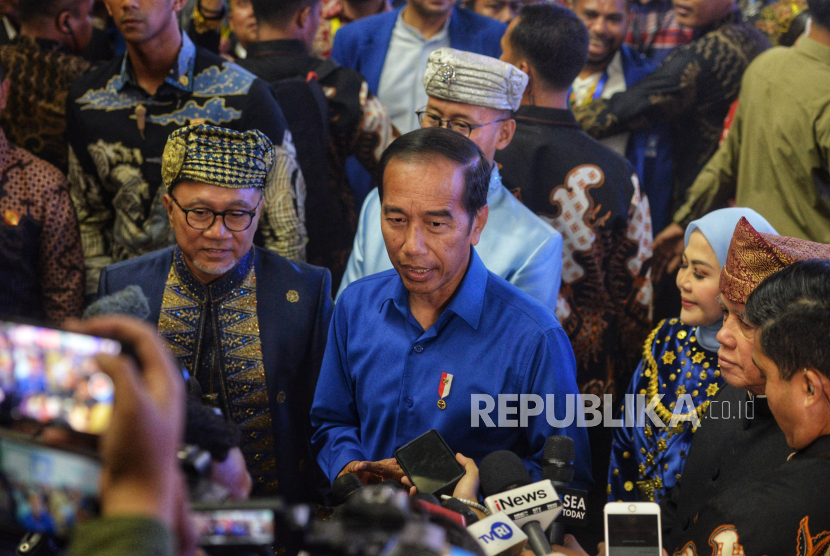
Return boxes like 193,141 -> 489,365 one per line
629,517 -> 637,524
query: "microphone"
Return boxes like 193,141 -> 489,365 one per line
82,285 -> 151,320
332,472 -> 364,505
441,497 -> 479,525
466,513 -> 528,556
480,451 -> 561,556
542,436 -> 588,546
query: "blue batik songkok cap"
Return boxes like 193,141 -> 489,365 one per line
162,124 -> 275,191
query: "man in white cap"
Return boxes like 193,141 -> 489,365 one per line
338,47 -> 563,314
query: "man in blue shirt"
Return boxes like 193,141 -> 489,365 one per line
311,127 -> 591,488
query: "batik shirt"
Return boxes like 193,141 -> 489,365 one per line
67,32 -> 307,294
0,35 -> 90,173
495,105 -> 653,396
670,435 -> 830,556
0,130 -> 84,322
575,11 -> 769,208
608,319 -> 722,503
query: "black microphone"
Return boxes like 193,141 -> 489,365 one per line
332,472 -> 364,505
479,451 -> 558,556
542,436 -> 588,546
441,497 -> 479,525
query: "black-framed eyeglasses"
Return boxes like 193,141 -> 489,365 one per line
170,194 -> 262,232
416,110 -> 508,138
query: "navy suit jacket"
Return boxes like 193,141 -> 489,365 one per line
98,246 -> 334,504
331,6 -> 507,95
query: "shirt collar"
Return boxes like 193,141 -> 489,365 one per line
514,105 -> 580,128
396,7 -> 451,42
116,31 -> 196,94
791,434 -> 830,461
489,165 -> 502,194
382,247 -> 487,331
247,39 -> 307,57
172,245 -> 255,303
795,36 -> 830,65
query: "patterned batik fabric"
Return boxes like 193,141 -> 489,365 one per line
158,247 -> 279,494
0,36 -> 90,173
670,435 -> 830,556
720,216 -> 830,304
574,10 -> 769,209
608,319 -> 722,503
0,129 -> 84,322
496,106 -> 653,396
67,31 -> 307,295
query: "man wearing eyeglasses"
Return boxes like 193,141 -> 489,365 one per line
96,124 -> 334,505
337,48 -> 563,315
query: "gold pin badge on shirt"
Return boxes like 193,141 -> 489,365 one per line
286,290 -> 299,303
437,372 -> 453,409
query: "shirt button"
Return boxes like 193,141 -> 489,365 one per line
413,345 -> 424,353
405,397 -> 413,407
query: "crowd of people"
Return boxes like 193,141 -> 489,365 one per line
0,0 -> 828,551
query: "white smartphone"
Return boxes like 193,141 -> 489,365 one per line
604,502 -> 662,556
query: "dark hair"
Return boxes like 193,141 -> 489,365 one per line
808,0 -> 830,28
779,9 -> 811,45
18,0 -> 83,24
745,259 -> 830,381
250,0 -> 320,25
376,128 -> 491,226
509,3 -> 588,90
185,397 -> 243,462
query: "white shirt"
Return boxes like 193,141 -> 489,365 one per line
571,50 -> 629,156
376,9 -> 451,133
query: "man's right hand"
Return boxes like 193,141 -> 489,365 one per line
652,223 -> 685,281
337,458 -> 406,485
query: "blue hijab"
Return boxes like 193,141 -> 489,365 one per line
683,208 -> 778,352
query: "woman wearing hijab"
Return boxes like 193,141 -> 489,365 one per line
607,208 -> 777,503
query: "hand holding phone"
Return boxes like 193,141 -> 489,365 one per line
394,429 -> 465,497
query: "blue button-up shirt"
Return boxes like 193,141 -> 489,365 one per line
337,167 -> 563,314
312,249 -> 591,486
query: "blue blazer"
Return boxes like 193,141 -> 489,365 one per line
331,6 -> 507,95
98,246 -> 334,504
